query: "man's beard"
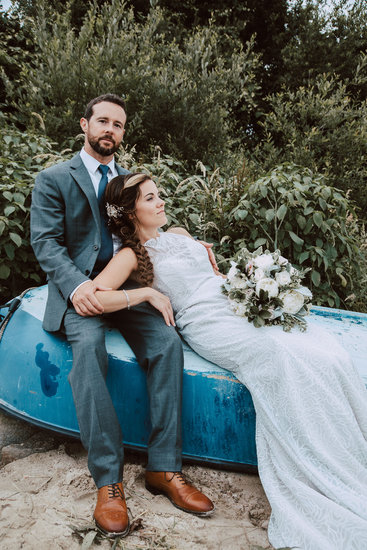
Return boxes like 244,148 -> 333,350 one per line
89,135 -> 120,156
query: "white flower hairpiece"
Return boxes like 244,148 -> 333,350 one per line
106,202 -> 124,219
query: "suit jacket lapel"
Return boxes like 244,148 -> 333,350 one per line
70,153 -> 101,230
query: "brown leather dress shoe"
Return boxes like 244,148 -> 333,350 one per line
145,471 -> 214,516
93,482 -> 130,538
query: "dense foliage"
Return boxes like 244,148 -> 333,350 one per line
130,154 -> 364,309
4,0 -> 259,165
0,116 -> 51,298
0,0 -> 366,311
254,72 -> 367,218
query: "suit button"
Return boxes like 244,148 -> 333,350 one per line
85,269 -> 90,275
93,245 -> 99,251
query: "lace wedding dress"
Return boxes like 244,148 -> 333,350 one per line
144,232 -> 367,550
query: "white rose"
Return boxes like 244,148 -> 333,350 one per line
278,256 -> 288,266
296,285 -> 313,299
232,275 -> 247,289
227,263 -> 238,282
254,268 -> 265,281
253,254 -> 274,270
280,290 -> 304,314
256,278 -> 279,298
236,303 -> 247,316
275,270 -> 291,286
229,300 -> 247,317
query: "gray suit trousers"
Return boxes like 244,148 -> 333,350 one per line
64,299 -> 183,488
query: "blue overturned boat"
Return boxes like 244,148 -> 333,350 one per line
1,285 -> 367,470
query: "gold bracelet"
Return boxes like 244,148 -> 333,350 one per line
122,289 -> 130,310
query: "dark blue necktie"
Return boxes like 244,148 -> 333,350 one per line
93,164 -> 113,275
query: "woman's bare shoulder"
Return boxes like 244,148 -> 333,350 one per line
166,226 -> 192,238
114,246 -> 138,266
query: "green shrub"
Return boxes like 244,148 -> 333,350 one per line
1,124 -> 365,312
0,116 -> 72,302
6,0 -> 259,167
254,74 -> 367,220
147,159 -> 365,309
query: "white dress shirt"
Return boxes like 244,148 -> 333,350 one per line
70,149 -> 122,299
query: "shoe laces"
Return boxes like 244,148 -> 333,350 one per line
167,472 -> 189,486
107,482 -> 124,500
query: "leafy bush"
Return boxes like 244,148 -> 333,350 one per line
1,124 -> 365,312
230,164 -> 364,308
143,159 -> 365,309
0,116 -> 72,302
5,0 -> 259,167
254,74 -> 367,220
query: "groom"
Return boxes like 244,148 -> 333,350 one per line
30,94 -> 214,537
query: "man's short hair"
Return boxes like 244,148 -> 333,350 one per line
84,94 -> 127,120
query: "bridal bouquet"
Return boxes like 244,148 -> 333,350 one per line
222,247 -> 312,331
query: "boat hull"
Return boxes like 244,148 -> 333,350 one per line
1,286 -> 366,469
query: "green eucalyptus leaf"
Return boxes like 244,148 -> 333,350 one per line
4,206 -> 15,217
303,206 -> 314,216
311,270 -> 321,287
236,209 -> 248,220
254,237 -> 267,248
253,316 -> 265,328
298,251 -> 309,263
265,209 -> 275,222
318,197 -> 327,211
9,232 -> 22,247
0,264 -> 11,279
277,203 -> 287,220
4,243 -> 15,260
296,215 -> 306,229
313,212 -> 323,228
288,231 -> 304,245
3,191 -> 13,201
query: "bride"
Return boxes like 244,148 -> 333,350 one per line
93,172 -> 367,550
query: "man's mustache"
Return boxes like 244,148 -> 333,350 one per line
99,135 -> 115,145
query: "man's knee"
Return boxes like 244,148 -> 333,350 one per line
161,327 -> 183,355
64,311 -> 106,348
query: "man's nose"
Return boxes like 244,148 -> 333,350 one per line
105,122 -> 114,133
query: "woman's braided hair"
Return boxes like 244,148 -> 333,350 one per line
105,173 -> 155,286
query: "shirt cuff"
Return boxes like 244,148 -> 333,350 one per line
69,280 -> 90,301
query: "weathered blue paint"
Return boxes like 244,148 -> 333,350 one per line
0,286 -> 366,469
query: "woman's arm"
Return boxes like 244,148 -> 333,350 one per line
94,247 -> 138,290
93,247 -> 175,326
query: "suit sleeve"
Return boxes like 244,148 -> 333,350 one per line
30,169 -> 89,301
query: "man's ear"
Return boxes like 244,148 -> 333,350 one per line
80,117 -> 88,133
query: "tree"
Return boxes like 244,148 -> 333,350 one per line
5,0 -> 259,166
253,73 -> 367,220
279,0 -> 367,99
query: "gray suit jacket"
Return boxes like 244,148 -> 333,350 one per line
30,152 -> 129,332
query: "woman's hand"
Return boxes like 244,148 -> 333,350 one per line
147,288 -> 176,327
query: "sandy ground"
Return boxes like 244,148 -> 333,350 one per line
0,411 -> 273,550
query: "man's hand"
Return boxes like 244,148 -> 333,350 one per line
72,280 -> 112,317
198,240 -> 218,272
